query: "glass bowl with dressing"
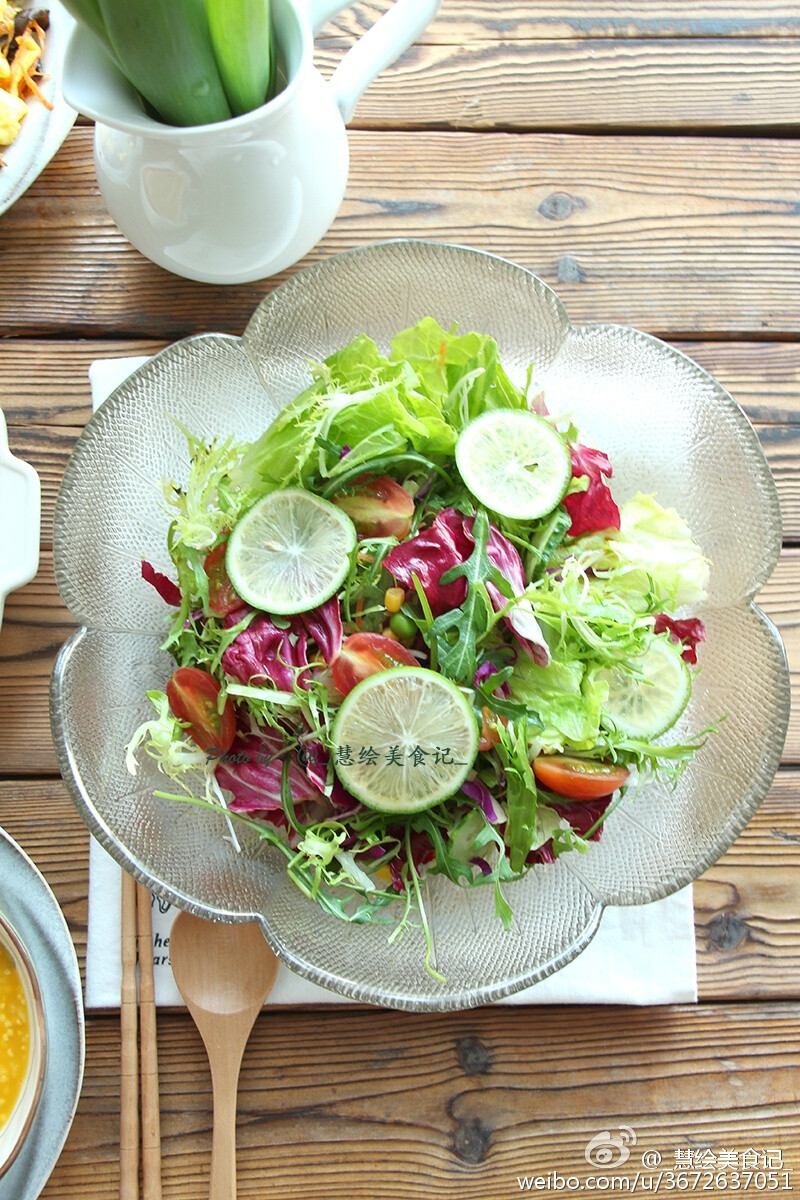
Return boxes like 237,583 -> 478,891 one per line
0,911 -> 46,1178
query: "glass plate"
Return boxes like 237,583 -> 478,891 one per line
50,241 -> 790,1011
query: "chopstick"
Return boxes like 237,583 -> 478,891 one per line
136,883 -> 163,1200
120,874 -> 163,1200
120,872 -> 139,1200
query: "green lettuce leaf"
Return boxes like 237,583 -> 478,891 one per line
390,317 -> 529,428
509,647 -> 608,751
565,493 -> 710,609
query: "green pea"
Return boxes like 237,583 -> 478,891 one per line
389,611 -> 418,644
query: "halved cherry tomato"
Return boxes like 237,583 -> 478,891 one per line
166,666 -> 236,754
204,543 -> 241,616
332,476 -> 414,540
478,706 -> 508,752
532,754 -> 629,800
331,632 -> 417,696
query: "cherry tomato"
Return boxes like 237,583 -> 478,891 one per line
331,632 -> 417,696
478,706 -> 507,752
204,543 -> 241,616
166,666 -> 236,754
309,663 -> 346,705
532,754 -> 629,800
332,476 -> 414,540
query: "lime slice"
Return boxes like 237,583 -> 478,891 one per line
598,636 -> 691,739
226,489 -> 356,615
332,667 -> 479,814
455,409 -> 572,520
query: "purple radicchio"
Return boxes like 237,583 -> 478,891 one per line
222,612 -> 309,691
221,597 -> 344,689
384,507 -> 549,666
563,444 -> 621,537
214,728 -> 321,816
460,776 -> 506,824
653,613 -> 706,665
141,560 -> 182,607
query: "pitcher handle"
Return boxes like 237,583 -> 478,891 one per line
303,0 -> 441,123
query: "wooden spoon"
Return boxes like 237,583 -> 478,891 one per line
170,912 -> 279,1200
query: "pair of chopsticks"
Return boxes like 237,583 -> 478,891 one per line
120,872 -> 163,1200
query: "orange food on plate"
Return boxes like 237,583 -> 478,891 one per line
0,939 -> 30,1127
0,6 -> 51,156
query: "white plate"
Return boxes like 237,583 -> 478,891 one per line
0,408 -> 40,628
0,0 -> 76,216
0,828 -> 84,1200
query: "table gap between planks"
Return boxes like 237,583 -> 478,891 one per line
0,2 -> 799,1196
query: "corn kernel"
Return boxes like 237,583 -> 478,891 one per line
384,587 -> 405,613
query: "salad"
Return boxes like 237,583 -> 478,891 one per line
128,318 -> 712,975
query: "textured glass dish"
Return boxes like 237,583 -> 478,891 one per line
51,241 -> 790,1011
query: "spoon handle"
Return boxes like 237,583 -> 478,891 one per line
209,1059 -> 241,1200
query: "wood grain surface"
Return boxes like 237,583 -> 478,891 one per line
318,38 -> 800,130
2,128 -> 800,338
23,999 -> 797,1199
323,0 -> 800,40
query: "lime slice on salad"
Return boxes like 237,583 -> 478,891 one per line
332,666 -> 479,814
598,636 -> 691,739
226,488 -> 356,615
455,409 -> 572,520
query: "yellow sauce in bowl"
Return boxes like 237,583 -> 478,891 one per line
0,942 -> 29,1129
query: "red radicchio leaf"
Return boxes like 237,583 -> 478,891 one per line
222,598 -> 344,689
653,613 -> 706,665
525,841 -> 557,866
551,796 -> 612,841
525,796 -> 613,865
299,741 -> 362,817
563,443 -> 621,537
222,613 -> 309,692
298,596 -> 343,665
460,776 -> 506,824
141,560 -> 182,607
384,508 -> 549,665
388,829 -> 436,893
214,729 -> 322,815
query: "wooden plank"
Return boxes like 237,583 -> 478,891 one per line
683,341 -> 800,424
3,339 -> 799,426
322,0 -> 800,41
1,129 -> 799,339
0,771 -> 797,1004
0,339 -> 163,427
317,38 -> 800,131
694,770 -> 800,1000
41,1002 -> 800,1198
0,780 -> 88,981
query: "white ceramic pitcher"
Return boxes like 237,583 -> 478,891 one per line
62,0 -> 440,284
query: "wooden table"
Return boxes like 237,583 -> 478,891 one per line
2,2 -> 799,1195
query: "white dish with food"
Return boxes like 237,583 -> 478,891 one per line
0,0 -> 76,216
0,828 -> 84,1200
0,911 -> 46,1179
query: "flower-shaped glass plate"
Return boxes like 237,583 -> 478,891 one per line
51,241 -> 790,1011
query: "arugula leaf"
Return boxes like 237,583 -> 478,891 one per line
422,509 -> 514,683
496,718 -> 539,873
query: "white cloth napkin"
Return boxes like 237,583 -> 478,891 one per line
83,355 -> 698,1009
